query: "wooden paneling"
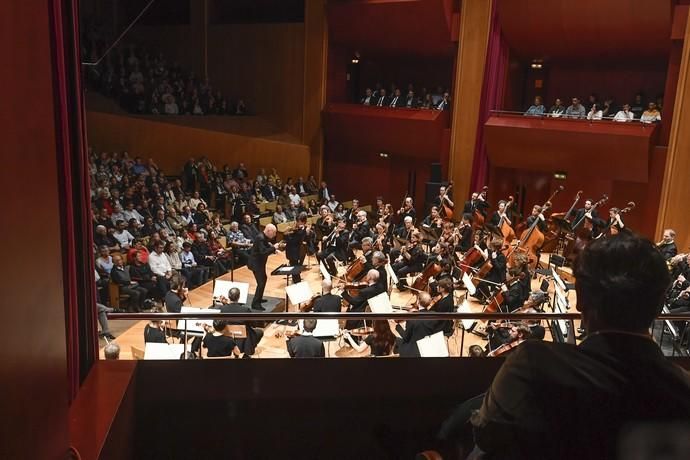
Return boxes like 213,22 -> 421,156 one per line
87,111 -> 311,179
0,0 -> 68,458
303,0 -> 328,180
207,23 -> 306,139
657,7 -> 690,249
449,0 -> 493,200
498,0 -> 673,59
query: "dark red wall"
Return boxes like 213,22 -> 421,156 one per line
357,56 -> 454,95
1,0 -> 69,458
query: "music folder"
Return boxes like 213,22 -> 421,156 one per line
319,261 -> 332,283
298,318 -> 340,338
368,291 -> 393,313
285,281 -> 313,305
416,331 -> 449,357
457,300 -> 476,330
176,307 -> 220,334
144,343 -> 186,360
462,272 -> 476,296
213,280 -> 249,304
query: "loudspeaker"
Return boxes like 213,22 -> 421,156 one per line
425,182 -> 441,207
430,163 -> 441,183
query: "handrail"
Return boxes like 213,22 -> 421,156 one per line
107,311 -> 690,321
489,109 -> 659,125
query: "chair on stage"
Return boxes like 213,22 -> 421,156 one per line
130,346 -> 145,360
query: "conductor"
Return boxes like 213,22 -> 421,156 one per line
248,224 -> 284,310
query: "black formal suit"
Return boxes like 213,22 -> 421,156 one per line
388,95 -> 404,108
110,265 -> 147,310
240,223 -> 261,242
376,265 -> 389,293
313,293 -> 342,313
318,186 -> 331,202
287,334 -> 325,358
318,229 -> 349,263
360,94 -> 375,105
475,251 -> 507,300
396,319 -> 435,357
248,233 -> 276,308
404,96 -> 419,109
658,242 -> 678,261
375,95 -> 390,107
469,333 -> 690,460
463,199 -> 490,217
164,290 -> 183,313
350,221 -> 371,250
262,185 -> 277,202
284,225 -> 308,283
342,283 -> 384,330
459,225 -> 473,252
430,293 -> 455,336
219,302 -> 263,355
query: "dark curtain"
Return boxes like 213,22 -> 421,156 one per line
50,0 -> 98,402
469,0 -> 508,191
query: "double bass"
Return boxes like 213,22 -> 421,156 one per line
499,196 -> 517,255
566,194 -> 609,262
597,201 -> 636,238
510,186 -> 563,269
542,190 -> 582,254
471,186 -> 490,234
439,181 -> 454,220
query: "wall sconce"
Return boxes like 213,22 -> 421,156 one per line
379,152 -> 389,159
554,171 -> 567,180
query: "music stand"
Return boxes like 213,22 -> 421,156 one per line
271,263 -> 307,305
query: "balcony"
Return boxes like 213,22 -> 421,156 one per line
484,112 -> 661,183
323,103 -> 450,159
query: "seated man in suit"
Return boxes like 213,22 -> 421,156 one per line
316,218 -> 349,276
342,269 -> 384,331
218,287 -> 263,355
313,280 -> 342,313
393,292 -> 437,357
429,278 -> 455,336
348,210 -> 371,252
109,254 -> 148,311
287,318 -> 325,358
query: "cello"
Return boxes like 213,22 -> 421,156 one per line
412,261 -> 443,291
510,186 -> 563,269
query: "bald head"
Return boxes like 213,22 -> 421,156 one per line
418,292 -> 432,309
264,224 -> 277,239
322,279 -> 332,294
367,269 -> 380,284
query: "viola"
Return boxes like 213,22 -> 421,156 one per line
487,339 -> 525,357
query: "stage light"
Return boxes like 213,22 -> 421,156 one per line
379,152 -> 389,159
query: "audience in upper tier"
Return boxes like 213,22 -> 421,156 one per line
360,83 -> 451,110
85,40 -> 248,116
525,92 -> 663,123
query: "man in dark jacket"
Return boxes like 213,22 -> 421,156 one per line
248,224 -> 284,310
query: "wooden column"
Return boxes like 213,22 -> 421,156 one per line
303,0 -> 328,180
657,7 -> 690,250
448,0 -> 493,200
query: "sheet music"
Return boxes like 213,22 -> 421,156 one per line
552,293 -> 569,336
457,300 -> 476,330
462,272 -> 477,296
416,331 -> 449,357
285,281 -> 313,305
368,291 -> 393,313
176,307 -> 220,333
213,280 -> 249,304
276,265 -> 296,274
298,318 -> 340,337
319,261 -> 332,283
551,268 -> 567,292
385,263 -> 398,285
144,343 -> 186,360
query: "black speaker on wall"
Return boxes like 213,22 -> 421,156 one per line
430,162 -> 442,183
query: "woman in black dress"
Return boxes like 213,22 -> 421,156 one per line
202,320 -> 242,358
343,320 -> 397,356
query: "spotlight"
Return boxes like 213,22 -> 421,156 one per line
553,172 -> 567,180
379,152 -> 389,159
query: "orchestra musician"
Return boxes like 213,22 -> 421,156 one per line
349,210 -> 372,251
373,222 -> 391,254
202,320 -> 242,358
488,200 -> 511,228
217,287 -> 263,356
486,322 -> 532,356
313,280 -> 342,313
391,292 -> 437,357
429,278 -> 455,337
503,253 -> 531,312
390,216 -> 415,261
525,204 -> 548,232
287,319 -> 325,358
283,212 -> 312,283
571,199 -> 600,229
345,199 -> 361,225
474,238 -> 508,300
392,230 -> 427,290
458,215 -> 474,253
343,320 -> 397,356
433,185 -> 455,210
360,237 -> 375,274
657,229 -> 678,261
316,217 -> 350,276
248,224 -> 285,310
342,269 -> 385,331
422,206 -> 444,243
396,196 -> 416,228
375,196 -> 385,222
163,275 -> 188,313
372,251 -> 389,293
463,191 -> 490,217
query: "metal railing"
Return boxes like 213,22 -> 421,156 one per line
489,109 -> 660,125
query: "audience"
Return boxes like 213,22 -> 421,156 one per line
524,92 -> 663,123
359,82 -> 451,111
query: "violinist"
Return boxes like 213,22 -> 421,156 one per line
163,275 -> 188,313
360,237 -> 375,274
431,259 -> 457,297
657,229 -> 678,261
373,222 -> 391,254
463,191 -> 490,217
433,185 -> 455,210
343,320 -> 397,356
396,196 -> 416,228
390,216 -> 415,261
375,196 -> 385,222
217,287 -> 263,356
316,206 -> 334,248
345,199 -> 361,226
372,251 -> 389,293
380,203 -> 394,226
316,218 -> 349,275
349,210 -> 372,250
313,280 -> 342,313
486,322 -> 531,356
474,238 -> 507,300
284,212 -> 312,283
502,253 -> 531,312
458,214 -> 474,252
525,205 -> 548,233
422,206 -> 444,243
393,230 -> 427,290
391,292 -> 436,357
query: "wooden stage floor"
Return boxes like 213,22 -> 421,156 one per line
100,252 -> 580,360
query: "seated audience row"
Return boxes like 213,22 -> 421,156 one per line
360,83 -> 451,110
524,93 -> 662,123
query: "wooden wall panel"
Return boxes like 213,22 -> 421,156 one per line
0,0 -> 68,458
87,111 -> 311,179
207,23 -> 305,139
303,0 -> 328,180
448,0 -> 493,200
657,7 -> 690,249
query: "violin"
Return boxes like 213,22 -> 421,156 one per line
487,339 -> 525,357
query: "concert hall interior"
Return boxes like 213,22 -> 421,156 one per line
4,0 -> 690,459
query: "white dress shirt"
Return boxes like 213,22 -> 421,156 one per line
148,251 -> 172,276
613,110 -> 634,122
